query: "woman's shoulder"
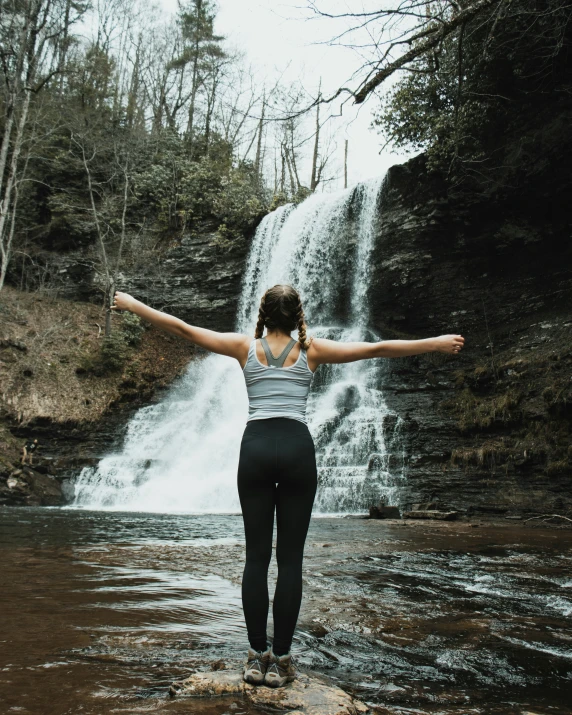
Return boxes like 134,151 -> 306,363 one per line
305,335 -> 326,354
304,335 -> 321,372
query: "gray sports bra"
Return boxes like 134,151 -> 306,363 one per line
260,336 -> 297,367
242,337 -> 314,425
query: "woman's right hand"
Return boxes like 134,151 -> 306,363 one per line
111,291 -> 136,312
434,334 -> 465,354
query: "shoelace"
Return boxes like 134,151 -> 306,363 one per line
267,657 -> 292,676
247,655 -> 265,672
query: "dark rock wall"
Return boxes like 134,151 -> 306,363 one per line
29,223 -> 252,333
122,228 -> 252,331
370,129 -> 572,516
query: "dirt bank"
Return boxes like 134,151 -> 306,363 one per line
0,286 -> 198,505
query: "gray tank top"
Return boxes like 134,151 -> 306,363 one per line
242,337 -> 314,425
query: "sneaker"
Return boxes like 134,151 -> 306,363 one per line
243,646 -> 271,685
263,649 -> 297,688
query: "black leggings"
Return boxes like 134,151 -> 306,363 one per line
237,417 -> 318,655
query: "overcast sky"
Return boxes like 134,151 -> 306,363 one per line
159,0 -> 417,190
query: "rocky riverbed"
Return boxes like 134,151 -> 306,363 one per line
1,508 -> 570,714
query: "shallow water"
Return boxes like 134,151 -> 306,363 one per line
0,509 -> 571,714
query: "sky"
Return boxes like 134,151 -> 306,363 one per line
159,0 -> 417,189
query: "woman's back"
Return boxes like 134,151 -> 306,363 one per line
242,338 -> 315,425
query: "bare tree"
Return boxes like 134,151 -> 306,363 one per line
0,0 -> 86,290
302,0 -> 572,116
309,85 -> 320,191
305,0 -> 500,108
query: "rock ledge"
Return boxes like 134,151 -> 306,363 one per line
170,668 -> 372,715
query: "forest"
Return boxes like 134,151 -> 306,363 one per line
0,0 -> 340,327
2,0 -> 570,328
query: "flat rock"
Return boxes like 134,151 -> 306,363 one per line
170,668 -> 371,714
403,509 -> 459,520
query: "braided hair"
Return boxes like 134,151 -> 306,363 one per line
254,284 -> 313,350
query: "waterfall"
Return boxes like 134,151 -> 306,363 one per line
71,175 -> 406,513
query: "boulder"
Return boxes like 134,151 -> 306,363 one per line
0,467 -> 63,506
170,668 -> 371,715
369,505 -> 401,519
411,502 -> 438,511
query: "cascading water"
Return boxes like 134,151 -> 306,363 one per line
71,175 -> 406,513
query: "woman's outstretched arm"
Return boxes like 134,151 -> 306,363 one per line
111,291 -> 248,359
310,334 -> 465,366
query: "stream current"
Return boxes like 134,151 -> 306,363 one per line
1,508 -> 571,714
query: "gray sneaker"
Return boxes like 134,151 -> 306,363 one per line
263,649 -> 297,688
243,646 -> 271,685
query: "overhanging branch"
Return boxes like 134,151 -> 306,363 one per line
353,0 -> 499,104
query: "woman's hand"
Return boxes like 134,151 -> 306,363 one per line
111,291 -> 136,312
434,334 -> 465,354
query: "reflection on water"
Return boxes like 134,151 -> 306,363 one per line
0,508 -> 571,714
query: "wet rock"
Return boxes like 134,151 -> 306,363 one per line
0,467 -> 63,506
411,502 -> 438,511
7,476 -> 24,490
370,140 -> 572,516
170,669 -> 371,714
403,510 -> 459,520
368,504 -> 401,519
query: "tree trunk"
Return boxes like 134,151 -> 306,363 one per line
0,10 -> 30,202
0,89 -> 32,291
288,123 -> 301,191
284,146 -> 296,196
254,94 -> 266,177
187,0 -> 203,156
126,36 -> 142,128
310,85 -> 321,191
57,0 -> 72,92
204,68 -> 219,154
77,137 -> 113,336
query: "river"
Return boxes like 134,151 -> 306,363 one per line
1,508 -> 571,714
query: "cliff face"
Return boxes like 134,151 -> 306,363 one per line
369,113 -> 572,516
41,222 -> 251,331
0,226 -> 251,506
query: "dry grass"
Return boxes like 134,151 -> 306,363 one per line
442,386 -> 523,432
0,286 -> 196,425
450,441 -> 515,467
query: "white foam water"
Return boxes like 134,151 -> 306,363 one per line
71,176 -> 406,512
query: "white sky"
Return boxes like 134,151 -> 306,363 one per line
159,0 -> 417,189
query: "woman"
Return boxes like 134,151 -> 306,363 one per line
111,284 -> 465,688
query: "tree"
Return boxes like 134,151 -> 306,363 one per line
0,0 -> 87,290
303,1 -> 572,180
170,0 -> 226,155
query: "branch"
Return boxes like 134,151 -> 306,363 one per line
353,0 -> 499,104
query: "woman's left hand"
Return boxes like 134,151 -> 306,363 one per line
111,291 -> 135,312
434,334 -> 465,354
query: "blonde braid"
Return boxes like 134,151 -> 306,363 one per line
254,292 -> 268,339
295,297 -> 313,350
